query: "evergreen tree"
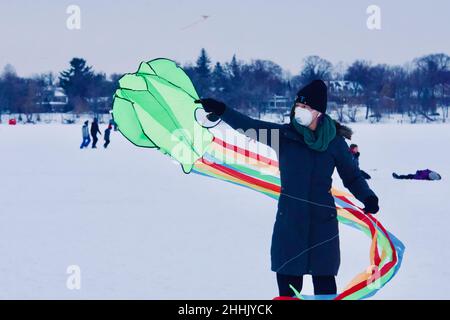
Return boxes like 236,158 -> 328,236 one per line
59,58 -> 95,111
194,48 -> 211,96
211,62 -> 228,99
225,55 -> 243,109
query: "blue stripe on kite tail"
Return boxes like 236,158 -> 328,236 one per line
385,229 -> 406,279
298,294 -> 337,300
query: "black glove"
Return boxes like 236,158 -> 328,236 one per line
363,195 -> 379,214
360,170 -> 372,180
195,98 -> 226,117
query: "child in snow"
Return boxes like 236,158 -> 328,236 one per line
80,121 -> 91,149
350,144 -> 371,180
196,80 -> 379,298
393,170 -> 441,181
110,119 -> 118,131
104,124 -> 112,149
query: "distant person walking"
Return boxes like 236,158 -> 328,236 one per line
90,118 -> 101,148
80,121 -> 91,149
104,124 -> 112,149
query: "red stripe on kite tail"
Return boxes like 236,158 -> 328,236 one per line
212,137 -> 279,167
366,214 -> 398,266
334,195 -> 382,265
334,278 -> 370,300
334,195 -> 375,233
344,206 -> 382,266
335,194 -> 360,209
199,158 -> 281,193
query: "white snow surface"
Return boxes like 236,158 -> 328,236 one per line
0,123 -> 449,299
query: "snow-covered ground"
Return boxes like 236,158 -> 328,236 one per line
0,123 -> 449,299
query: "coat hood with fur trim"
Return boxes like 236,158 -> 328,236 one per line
334,121 -> 353,140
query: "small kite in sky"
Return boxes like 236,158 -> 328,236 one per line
181,15 -> 210,30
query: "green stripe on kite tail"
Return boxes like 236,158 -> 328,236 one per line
290,284 -> 303,300
202,153 -> 281,185
192,164 -> 278,199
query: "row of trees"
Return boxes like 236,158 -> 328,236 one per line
0,60 -> 118,122
0,65 -> 50,122
342,55 -> 450,121
185,50 -> 287,115
186,50 -> 450,122
0,49 -> 449,123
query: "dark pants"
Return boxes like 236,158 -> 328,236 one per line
80,137 -> 91,149
104,139 -> 110,148
92,135 -> 98,148
394,174 -> 415,180
276,273 -> 337,296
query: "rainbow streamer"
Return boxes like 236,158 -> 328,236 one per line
193,136 -> 405,300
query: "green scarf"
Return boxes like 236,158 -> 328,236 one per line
292,114 -> 337,152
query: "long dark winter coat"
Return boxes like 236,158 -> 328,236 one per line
90,121 -> 101,137
221,108 -> 376,276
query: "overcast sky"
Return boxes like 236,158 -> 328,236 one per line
1,0 -> 449,77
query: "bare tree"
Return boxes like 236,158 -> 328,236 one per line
346,104 -> 359,123
295,55 -> 333,87
413,53 -> 450,115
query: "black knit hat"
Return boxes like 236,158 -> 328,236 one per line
295,80 -> 328,113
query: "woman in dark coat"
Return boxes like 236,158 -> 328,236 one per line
196,80 -> 379,297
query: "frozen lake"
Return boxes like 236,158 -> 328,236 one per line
0,123 -> 449,299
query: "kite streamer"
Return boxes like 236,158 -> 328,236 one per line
112,58 -> 405,300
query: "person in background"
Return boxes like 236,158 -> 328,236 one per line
350,144 -> 371,180
104,124 -> 112,149
90,118 -> 101,148
393,169 -> 442,181
80,120 -> 90,149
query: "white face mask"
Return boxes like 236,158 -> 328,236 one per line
294,107 -> 315,127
